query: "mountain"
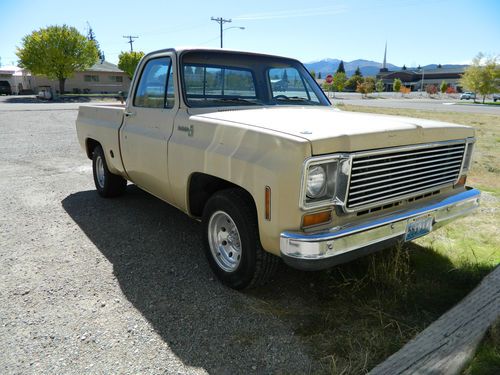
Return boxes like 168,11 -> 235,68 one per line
304,59 -> 467,77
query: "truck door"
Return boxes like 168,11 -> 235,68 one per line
120,54 -> 177,202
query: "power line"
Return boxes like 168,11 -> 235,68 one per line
122,35 -> 139,52
210,17 -> 231,48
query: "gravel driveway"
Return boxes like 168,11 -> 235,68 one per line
0,104 -> 318,374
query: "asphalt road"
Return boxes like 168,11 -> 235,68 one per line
329,93 -> 500,115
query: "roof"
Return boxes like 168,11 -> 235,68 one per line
87,60 -> 124,73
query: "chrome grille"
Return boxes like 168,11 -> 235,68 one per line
346,142 -> 465,210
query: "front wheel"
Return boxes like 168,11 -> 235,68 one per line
92,145 -> 127,198
202,189 -> 279,289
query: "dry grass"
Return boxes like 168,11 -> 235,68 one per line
251,105 -> 499,374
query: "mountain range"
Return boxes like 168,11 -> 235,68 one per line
304,58 -> 468,78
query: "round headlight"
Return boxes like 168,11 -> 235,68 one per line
306,165 -> 326,198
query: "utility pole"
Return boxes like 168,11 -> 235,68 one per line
123,35 -> 139,52
211,17 -> 231,48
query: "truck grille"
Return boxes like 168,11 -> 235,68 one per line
346,142 -> 465,210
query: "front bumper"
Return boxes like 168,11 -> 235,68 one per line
280,188 -> 480,271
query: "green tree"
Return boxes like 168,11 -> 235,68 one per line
354,66 -> 362,77
16,25 -> 98,94
375,79 -> 384,94
336,60 -> 345,74
460,53 -> 499,103
440,80 -> 448,94
332,72 -> 347,93
118,51 -> 145,79
310,69 -> 316,79
393,78 -> 402,93
318,72 -> 322,79
345,75 -> 363,91
402,64 -> 407,70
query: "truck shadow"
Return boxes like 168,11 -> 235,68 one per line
62,186 -> 491,374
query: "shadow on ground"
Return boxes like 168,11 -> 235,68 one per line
62,186 -> 492,374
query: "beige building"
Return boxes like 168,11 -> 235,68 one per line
33,60 -> 131,94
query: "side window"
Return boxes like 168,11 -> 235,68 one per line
134,57 -> 171,108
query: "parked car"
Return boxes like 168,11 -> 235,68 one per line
493,94 -> 500,102
460,92 -> 476,100
76,48 -> 480,289
0,81 -> 12,95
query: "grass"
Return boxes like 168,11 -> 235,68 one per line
250,105 -> 499,374
463,319 -> 500,375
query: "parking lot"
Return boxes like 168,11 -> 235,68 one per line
0,101 -> 323,374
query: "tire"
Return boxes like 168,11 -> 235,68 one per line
202,188 -> 279,289
92,145 -> 127,198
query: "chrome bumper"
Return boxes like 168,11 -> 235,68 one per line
280,188 -> 480,271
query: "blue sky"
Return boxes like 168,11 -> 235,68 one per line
0,0 -> 498,67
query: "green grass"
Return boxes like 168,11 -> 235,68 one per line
456,101 -> 500,106
463,320 -> 500,375
250,105 -> 499,374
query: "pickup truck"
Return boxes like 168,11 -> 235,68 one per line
76,48 -> 480,289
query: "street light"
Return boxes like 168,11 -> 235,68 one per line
222,26 -> 245,48
211,17 -> 244,48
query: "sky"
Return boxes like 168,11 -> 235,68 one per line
0,0 -> 499,67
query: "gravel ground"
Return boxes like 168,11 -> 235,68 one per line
0,104 -> 317,374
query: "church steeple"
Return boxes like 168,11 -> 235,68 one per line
380,42 -> 389,72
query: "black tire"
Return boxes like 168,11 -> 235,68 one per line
202,188 -> 279,290
92,145 -> 127,198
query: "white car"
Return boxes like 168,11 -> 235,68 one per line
460,92 -> 476,100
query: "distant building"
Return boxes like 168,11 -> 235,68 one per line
0,65 -> 34,94
376,43 -> 466,92
0,60 -> 131,95
33,60 -> 131,94
376,67 -> 465,92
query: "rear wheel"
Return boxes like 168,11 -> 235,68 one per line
202,189 -> 279,289
92,145 -> 127,198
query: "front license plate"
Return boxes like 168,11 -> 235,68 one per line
405,215 -> 433,241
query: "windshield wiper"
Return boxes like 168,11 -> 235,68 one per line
216,97 -> 261,105
274,96 -> 313,104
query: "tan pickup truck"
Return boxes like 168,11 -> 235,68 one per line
76,48 -> 480,289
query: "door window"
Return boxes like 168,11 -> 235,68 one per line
134,57 -> 172,108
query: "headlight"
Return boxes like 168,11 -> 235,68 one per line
306,165 -> 326,198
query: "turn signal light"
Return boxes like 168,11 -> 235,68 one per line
265,186 -> 271,221
302,211 -> 332,228
454,175 -> 467,188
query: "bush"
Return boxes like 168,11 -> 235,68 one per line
426,84 -> 438,96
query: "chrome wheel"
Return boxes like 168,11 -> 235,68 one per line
95,155 -> 105,188
207,211 -> 242,272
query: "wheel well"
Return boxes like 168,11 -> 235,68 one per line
188,173 -> 254,217
85,138 -> 100,159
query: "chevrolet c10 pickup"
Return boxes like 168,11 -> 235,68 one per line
76,48 -> 480,289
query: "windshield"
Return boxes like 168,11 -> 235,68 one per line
181,51 -> 330,108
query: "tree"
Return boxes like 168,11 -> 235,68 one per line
440,80 -> 448,94
460,53 -> 499,103
118,51 -> 145,79
356,77 -> 375,98
345,75 -> 363,91
375,79 -> 384,94
310,70 -> 316,79
16,25 -> 98,94
402,64 -> 407,70
426,84 -> 438,96
318,72 -> 322,79
87,23 -> 104,61
332,72 -> 347,93
354,66 -> 362,77
393,78 -> 402,93
336,60 -> 345,74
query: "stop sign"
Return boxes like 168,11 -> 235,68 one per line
326,74 -> 333,83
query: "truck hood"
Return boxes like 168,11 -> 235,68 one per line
192,106 -> 474,155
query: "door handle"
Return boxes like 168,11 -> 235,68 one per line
124,111 -> 136,117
